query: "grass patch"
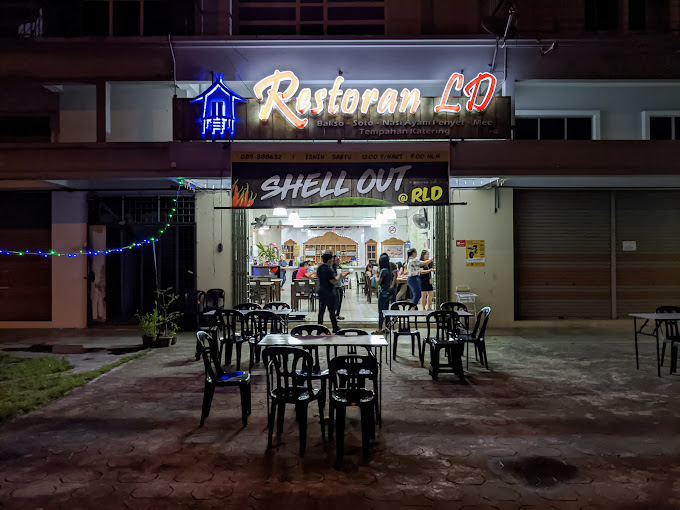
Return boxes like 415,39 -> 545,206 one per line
0,350 -> 149,422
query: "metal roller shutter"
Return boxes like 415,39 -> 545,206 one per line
514,190 -> 611,319
615,191 -> 680,316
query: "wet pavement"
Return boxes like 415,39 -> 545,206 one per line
0,322 -> 678,509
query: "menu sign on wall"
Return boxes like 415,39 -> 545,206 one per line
231,151 -> 449,209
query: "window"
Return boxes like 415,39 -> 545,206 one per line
585,0 -> 619,31
514,117 -> 594,140
649,116 -> 680,140
83,0 -> 169,36
235,0 -> 385,36
0,116 -> 52,142
628,0 -> 646,30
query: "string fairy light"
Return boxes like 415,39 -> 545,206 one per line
0,179 -> 187,258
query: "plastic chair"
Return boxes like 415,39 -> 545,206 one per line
205,288 -> 225,311
423,311 -> 464,382
234,302 -> 261,310
249,280 -> 268,304
292,280 -> 313,312
262,347 -> 323,454
440,301 -> 471,333
195,331 -> 251,428
457,307 -> 492,370
264,302 -> 291,310
355,271 -> 365,294
215,309 -> 248,370
390,301 -> 422,360
184,290 -> 206,330
328,355 -> 378,461
657,306 -> 680,373
243,310 -> 279,371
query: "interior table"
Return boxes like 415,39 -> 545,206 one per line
629,312 -> 680,377
383,309 -> 473,370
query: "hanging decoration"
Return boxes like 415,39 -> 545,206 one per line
0,179 -> 187,258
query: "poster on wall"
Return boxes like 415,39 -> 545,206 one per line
232,151 -> 449,209
383,244 -> 404,260
465,240 -> 486,267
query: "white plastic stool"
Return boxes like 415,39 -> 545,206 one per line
455,285 -> 477,317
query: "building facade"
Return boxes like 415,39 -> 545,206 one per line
1,0 -> 679,328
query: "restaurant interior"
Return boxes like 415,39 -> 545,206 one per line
246,205 -> 436,323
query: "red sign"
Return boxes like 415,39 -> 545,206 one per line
456,240 -> 466,247
388,226 -> 397,235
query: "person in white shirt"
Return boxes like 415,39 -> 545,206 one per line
405,248 -> 434,307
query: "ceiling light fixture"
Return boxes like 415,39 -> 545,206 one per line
273,207 -> 287,216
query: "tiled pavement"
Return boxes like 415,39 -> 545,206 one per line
0,323 -> 679,509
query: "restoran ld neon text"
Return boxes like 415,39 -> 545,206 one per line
253,70 -> 498,129
260,166 -> 411,201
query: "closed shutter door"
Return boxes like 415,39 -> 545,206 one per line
616,191 -> 680,316
514,191 -> 611,319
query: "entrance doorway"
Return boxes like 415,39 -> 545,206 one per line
238,205 -> 439,324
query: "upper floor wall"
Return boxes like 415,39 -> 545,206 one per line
3,0 -> 680,38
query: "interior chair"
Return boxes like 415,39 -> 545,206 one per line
657,305 -> 680,373
243,310 -> 279,371
456,307 -> 492,370
262,347 -> 323,454
205,288 -> 225,311
423,311 -> 465,382
335,328 -> 381,427
249,280 -> 269,304
364,273 -> 378,304
215,309 -> 248,370
292,280 -> 313,312
390,301 -> 422,360
290,324 -> 331,438
355,271 -> 366,294
328,355 -> 378,461
195,331 -> 251,428
264,301 -> 292,332
184,290 -> 206,330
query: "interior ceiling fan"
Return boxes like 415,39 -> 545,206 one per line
251,214 -> 268,229
411,208 -> 430,230
481,0 -> 518,47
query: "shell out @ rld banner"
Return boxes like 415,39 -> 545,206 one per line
230,151 -> 449,209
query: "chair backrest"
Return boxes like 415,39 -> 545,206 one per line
215,309 -> 242,341
243,310 -> 279,340
234,302 -> 261,310
391,300 -> 417,330
440,301 -> 467,313
335,328 -> 369,336
291,324 -> 331,336
262,346 -> 314,399
356,271 -> 363,285
206,288 -> 225,309
196,331 -> 223,382
471,306 -> 492,339
328,355 -> 379,395
426,310 -> 457,342
335,328 -> 370,354
264,301 -> 291,310
656,305 -> 680,338
184,291 -> 205,314
293,279 -> 311,296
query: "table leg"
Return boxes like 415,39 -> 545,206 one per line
655,320 -> 661,378
634,317 -> 639,370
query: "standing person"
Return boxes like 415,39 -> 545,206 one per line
375,253 -> 396,334
317,252 -> 348,333
333,256 -> 345,320
406,248 -> 434,308
419,250 -> 435,311
278,254 -> 288,290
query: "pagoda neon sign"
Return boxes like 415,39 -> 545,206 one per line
253,70 -> 498,129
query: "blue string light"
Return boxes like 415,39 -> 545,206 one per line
0,181 -> 185,258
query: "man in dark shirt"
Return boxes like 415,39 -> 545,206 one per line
317,252 -> 348,333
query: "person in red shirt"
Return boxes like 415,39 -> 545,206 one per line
295,260 -> 310,280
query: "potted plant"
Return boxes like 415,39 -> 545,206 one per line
136,310 -> 159,348
155,288 -> 182,347
256,242 -> 279,265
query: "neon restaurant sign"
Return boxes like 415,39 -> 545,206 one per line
173,70 -> 511,141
